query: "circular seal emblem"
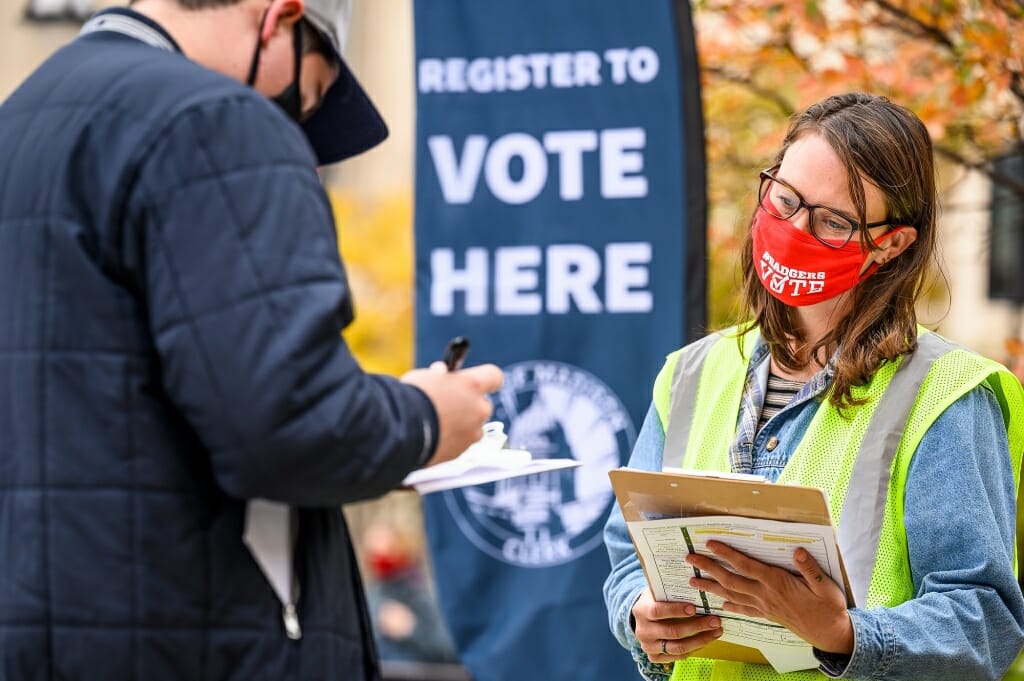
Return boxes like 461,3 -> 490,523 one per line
444,361 -> 636,568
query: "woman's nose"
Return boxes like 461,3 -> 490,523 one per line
786,208 -> 814,234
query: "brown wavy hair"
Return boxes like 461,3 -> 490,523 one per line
736,93 -> 938,411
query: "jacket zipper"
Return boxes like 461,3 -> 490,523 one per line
283,566 -> 302,640
283,602 -> 302,640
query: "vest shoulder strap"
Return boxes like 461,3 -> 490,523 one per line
891,335 -> 1024,532
662,328 -> 757,471
654,349 -> 684,432
831,330 -> 954,605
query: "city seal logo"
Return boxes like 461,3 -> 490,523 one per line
444,360 -> 636,568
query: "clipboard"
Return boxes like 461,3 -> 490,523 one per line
609,467 -> 854,668
401,421 -> 581,494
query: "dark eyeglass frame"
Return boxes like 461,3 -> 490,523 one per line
758,167 -> 892,249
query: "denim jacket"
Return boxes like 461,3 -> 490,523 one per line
604,338 -> 1024,680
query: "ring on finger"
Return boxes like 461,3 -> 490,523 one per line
661,639 -> 669,655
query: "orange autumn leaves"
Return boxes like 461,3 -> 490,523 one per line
694,0 -> 1024,330
694,0 -> 1022,165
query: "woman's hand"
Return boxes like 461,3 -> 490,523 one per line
686,541 -> 854,655
631,588 -> 724,664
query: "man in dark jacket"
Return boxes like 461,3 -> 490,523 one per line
0,0 -> 503,678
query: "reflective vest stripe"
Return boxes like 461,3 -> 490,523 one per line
838,332 -> 953,605
663,332 -> 722,464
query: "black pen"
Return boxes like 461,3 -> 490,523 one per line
443,336 -> 470,372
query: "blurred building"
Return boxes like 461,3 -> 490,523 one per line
923,166 -> 1024,360
1,1 -> 85,96
24,0 -> 95,22
327,2 -> 414,199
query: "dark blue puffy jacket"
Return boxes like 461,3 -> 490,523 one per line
0,15 -> 438,681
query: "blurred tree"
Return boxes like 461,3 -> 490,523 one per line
1007,337 -> 1024,382
695,0 -> 1023,194
693,0 -> 1024,327
330,191 -> 416,376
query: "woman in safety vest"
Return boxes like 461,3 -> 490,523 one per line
603,92 -> 1024,681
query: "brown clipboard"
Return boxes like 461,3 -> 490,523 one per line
608,468 -> 854,667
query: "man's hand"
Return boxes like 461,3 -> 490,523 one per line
401,362 -> 503,466
686,542 -> 854,655
631,588 -> 723,664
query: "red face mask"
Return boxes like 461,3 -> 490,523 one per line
751,207 -> 901,306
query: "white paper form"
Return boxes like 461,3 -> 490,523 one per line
402,421 -> 580,494
627,515 -> 844,673
402,452 -> 580,494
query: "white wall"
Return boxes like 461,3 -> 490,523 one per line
327,0 -> 415,197
0,2 -> 85,100
924,168 -> 1024,359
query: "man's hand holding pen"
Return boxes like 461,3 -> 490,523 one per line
401,337 -> 504,468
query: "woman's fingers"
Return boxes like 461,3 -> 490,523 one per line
632,589 -> 725,663
720,601 -> 765,619
640,616 -> 724,663
705,541 -> 772,580
793,548 -> 834,597
686,552 -> 760,598
640,597 -> 696,622
682,543 -> 853,652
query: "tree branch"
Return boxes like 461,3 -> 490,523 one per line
1011,71 -> 1024,106
871,2 -> 1024,110
777,28 -> 815,75
869,0 -> 956,52
991,0 -> 1024,20
936,144 -> 1024,201
702,66 -> 796,118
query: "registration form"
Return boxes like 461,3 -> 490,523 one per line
627,515 -> 845,673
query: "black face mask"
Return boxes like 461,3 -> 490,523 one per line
246,13 -> 305,123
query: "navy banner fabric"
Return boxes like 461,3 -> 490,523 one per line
412,1 -> 705,678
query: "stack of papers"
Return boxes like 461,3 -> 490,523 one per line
628,514 -> 841,673
402,422 -> 581,494
608,468 -> 852,674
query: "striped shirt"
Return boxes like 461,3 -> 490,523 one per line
756,372 -> 804,433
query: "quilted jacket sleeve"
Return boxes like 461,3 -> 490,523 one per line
124,92 -> 437,506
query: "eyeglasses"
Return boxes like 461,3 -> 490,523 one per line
757,167 -> 892,249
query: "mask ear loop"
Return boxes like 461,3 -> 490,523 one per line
290,19 -> 304,111
246,10 -> 270,87
857,226 -> 908,277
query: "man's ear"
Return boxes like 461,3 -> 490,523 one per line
261,0 -> 305,42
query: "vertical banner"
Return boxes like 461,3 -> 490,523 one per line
413,1 -> 705,679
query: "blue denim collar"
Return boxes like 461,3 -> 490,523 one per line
729,333 -> 835,474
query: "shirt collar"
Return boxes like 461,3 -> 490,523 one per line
750,333 -> 836,399
80,8 -> 181,54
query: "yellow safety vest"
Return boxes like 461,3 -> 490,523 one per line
649,328 -> 1024,681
